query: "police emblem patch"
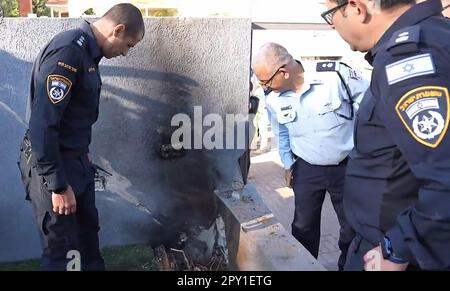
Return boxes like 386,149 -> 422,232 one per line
47,75 -> 72,104
395,86 -> 449,148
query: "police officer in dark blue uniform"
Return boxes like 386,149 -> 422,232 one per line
18,3 -> 144,271
322,0 -> 450,270
418,0 -> 450,17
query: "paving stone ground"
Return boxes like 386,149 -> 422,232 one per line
249,147 -> 340,271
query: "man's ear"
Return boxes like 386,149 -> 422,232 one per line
113,24 -> 126,38
350,0 -> 371,23
277,67 -> 287,79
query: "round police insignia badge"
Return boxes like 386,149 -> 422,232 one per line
49,87 -> 65,100
395,86 -> 449,148
46,75 -> 72,104
412,111 -> 445,140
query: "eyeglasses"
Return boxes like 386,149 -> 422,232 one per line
321,1 -> 348,25
258,64 -> 286,87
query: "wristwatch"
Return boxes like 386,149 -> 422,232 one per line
53,186 -> 68,194
381,236 -> 408,264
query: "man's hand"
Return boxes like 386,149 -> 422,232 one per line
284,169 -> 293,188
52,185 -> 76,215
363,245 -> 408,271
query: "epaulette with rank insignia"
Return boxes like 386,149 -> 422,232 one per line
385,25 -> 421,56
384,25 -> 435,85
73,33 -> 88,50
316,61 -> 355,120
316,61 -> 338,72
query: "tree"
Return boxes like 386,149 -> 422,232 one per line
83,8 -> 95,16
149,8 -> 178,17
0,0 -> 19,17
32,0 -> 49,17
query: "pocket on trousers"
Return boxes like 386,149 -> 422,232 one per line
17,151 -> 32,201
39,211 -> 51,236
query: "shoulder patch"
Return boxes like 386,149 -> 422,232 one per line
335,62 -> 361,79
316,61 -> 337,72
385,53 -> 435,85
395,86 -> 449,148
57,61 -> 78,73
349,69 -> 362,80
47,75 -> 72,104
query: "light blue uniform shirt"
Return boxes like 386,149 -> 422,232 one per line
266,62 -> 369,169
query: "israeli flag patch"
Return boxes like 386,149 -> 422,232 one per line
385,53 -> 435,85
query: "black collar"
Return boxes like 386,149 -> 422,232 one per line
80,20 -> 103,63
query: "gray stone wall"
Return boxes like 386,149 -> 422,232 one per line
0,18 -> 251,262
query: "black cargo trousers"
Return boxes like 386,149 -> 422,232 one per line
18,134 -> 105,271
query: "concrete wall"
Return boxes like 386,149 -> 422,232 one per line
0,18 -> 252,262
217,184 -> 325,271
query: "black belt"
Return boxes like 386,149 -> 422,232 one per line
293,154 -> 349,166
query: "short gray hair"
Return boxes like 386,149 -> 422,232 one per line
253,42 -> 293,69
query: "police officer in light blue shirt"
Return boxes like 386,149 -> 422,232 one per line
252,42 -> 369,270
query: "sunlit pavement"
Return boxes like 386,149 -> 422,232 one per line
249,149 -> 340,271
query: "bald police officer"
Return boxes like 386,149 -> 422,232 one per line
18,3 -> 144,271
322,0 -> 450,270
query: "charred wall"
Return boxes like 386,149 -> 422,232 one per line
0,18 -> 251,262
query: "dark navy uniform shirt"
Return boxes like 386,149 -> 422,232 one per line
345,0 -> 450,269
26,21 -> 103,192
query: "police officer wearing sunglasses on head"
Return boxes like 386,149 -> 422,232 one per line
322,0 -> 450,270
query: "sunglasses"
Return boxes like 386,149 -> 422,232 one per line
321,1 -> 349,25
